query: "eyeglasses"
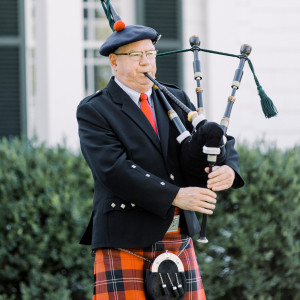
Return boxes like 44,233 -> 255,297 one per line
113,50 -> 158,61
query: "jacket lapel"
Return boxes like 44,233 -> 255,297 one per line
152,88 -> 170,162
106,78 -> 161,152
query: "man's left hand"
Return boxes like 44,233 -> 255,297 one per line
205,165 -> 235,191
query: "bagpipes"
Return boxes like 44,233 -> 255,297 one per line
144,37 -> 277,243
99,0 -> 278,244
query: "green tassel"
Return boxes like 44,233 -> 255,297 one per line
247,59 -> 278,118
257,86 -> 278,119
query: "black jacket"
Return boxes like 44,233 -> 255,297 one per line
76,77 -> 244,249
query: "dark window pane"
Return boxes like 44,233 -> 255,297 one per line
144,0 -> 179,39
84,26 -> 88,40
143,0 -> 182,86
156,55 -> 179,86
94,50 -> 99,57
84,65 -> 88,91
0,0 -> 19,36
0,47 -> 21,136
84,8 -> 88,19
94,65 -> 112,91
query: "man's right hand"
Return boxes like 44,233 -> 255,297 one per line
172,187 -> 217,214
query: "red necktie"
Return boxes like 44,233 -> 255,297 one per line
140,93 -> 158,134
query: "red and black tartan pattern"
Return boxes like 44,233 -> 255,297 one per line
93,231 -> 206,300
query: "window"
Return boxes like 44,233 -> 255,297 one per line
83,0 -> 121,95
136,0 -> 183,87
0,0 -> 26,137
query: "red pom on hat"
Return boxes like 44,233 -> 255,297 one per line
113,20 -> 126,32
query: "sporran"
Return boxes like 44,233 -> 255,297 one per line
144,251 -> 186,299
118,237 -> 191,300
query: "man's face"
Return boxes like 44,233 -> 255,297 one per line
109,39 -> 157,93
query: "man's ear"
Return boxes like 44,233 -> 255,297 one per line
109,53 -> 118,71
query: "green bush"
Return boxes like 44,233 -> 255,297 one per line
196,142 -> 300,300
0,137 -> 94,300
1,137 -> 299,299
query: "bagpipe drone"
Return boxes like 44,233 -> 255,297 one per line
99,0 -> 278,244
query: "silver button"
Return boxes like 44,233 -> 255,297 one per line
111,203 -> 116,208
131,165 -> 136,168
160,182 -> 166,186
120,204 -> 126,209
131,203 -> 136,207
145,174 -> 150,177
170,174 -> 174,180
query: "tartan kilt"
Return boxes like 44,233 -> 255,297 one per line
93,230 -> 206,300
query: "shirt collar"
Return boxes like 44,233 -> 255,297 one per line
114,77 -> 152,106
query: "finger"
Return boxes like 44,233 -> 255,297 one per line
196,207 -> 214,215
199,202 -> 216,210
198,187 -> 217,198
208,175 -> 233,187
199,194 -> 217,204
207,173 -> 228,185
210,176 -> 232,186
191,198 -> 216,210
199,196 -> 217,205
181,199 -> 216,212
191,195 -> 217,206
208,167 -> 224,179
210,166 -> 235,180
211,166 -> 221,172
205,166 -> 221,174
211,184 -> 230,191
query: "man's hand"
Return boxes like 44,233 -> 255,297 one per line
173,187 -> 217,215
206,165 -> 235,191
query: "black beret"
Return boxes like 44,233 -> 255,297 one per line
99,25 -> 160,56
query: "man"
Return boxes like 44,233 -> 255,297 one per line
77,24 -> 244,299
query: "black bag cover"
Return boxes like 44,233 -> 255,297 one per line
144,259 -> 186,300
180,121 -> 226,187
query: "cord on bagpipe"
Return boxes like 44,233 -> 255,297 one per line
157,40 -> 277,119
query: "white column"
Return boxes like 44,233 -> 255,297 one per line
33,0 -> 84,149
118,0 -> 135,25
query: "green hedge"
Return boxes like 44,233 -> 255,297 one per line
0,138 -> 94,300
0,138 -> 299,299
196,142 -> 300,300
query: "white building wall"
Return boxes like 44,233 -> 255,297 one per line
26,0 -> 300,149
118,0 -> 135,26
25,0 -> 136,149
27,0 -> 85,149
183,0 -> 300,149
